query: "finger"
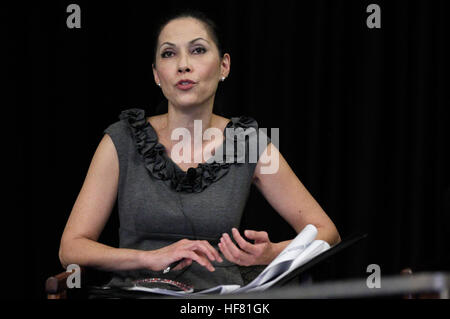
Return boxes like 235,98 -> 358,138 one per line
218,241 -> 237,264
200,240 -> 223,262
220,236 -> 251,266
189,241 -> 218,262
181,239 -> 222,262
232,228 -> 259,255
221,233 -> 251,265
244,230 -> 269,243
208,241 -> 224,262
182,250 -> 215,272
172,258 -> 192,271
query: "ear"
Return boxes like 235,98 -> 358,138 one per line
152,63 -> 160,85
220,53 -> 231,79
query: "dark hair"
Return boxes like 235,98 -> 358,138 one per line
151,9 -> 224,65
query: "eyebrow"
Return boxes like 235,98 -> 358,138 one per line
159,37 -> 210,49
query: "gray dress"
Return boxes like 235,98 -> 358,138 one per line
103,108 -> 270,291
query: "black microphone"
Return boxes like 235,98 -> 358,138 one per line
186,167 -> 197,183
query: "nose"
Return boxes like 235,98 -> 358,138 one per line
177,52 -> 192,74
178,65 -> 191,73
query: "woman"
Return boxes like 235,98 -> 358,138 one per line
59,10 -> 341,292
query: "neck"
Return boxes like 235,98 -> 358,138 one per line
165,97 -> 216,137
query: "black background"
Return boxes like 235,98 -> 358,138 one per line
4,0 -> 450,299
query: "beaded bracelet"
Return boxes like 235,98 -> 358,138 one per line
133,277 -> 194,292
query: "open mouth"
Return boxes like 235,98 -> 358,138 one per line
176,80 -> 196,90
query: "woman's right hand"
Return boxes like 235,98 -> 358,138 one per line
140,239 -> 223,272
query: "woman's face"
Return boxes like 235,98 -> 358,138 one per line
153,18 -> 230,109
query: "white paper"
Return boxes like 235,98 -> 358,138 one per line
244,240 -> 330,292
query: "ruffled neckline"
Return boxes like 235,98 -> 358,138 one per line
119,108 -> 258,193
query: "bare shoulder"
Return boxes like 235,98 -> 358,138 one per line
93,134 -> 119,171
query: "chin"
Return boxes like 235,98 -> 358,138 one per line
174,96 -> 207,109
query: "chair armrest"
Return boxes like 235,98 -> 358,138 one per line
45,267 -> 85,299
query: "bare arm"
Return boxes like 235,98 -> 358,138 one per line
59,134 -> 145,271
252,143 -> 341,247
59,134 -> 219,272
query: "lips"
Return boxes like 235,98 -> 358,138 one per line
176,79 -> 196,90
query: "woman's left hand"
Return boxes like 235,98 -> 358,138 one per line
218,228 -> 277,266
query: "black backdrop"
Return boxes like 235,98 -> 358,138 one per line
5,0 -> 450,299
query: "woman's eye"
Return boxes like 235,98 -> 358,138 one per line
192,47 -> 206,54
161,51 -> 174,58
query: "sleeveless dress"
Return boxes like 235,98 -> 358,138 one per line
102,108 -> 271,291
